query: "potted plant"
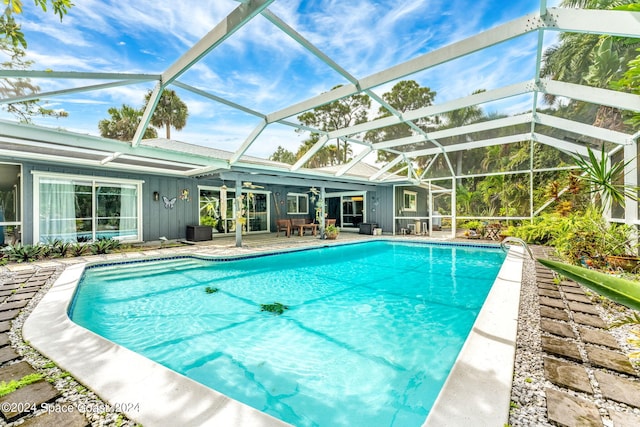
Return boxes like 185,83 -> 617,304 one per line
325,224 -> 339,240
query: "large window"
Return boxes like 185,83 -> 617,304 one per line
33,172 -> 142,243
287,193 -> 308,214
0,163 -> 21,245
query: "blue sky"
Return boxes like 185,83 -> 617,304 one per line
4,0 -> 561,159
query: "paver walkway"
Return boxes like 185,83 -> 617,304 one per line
0,265 -> 89,427
534,246 -> 640,427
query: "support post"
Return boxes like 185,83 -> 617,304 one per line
235,179 -> 243,248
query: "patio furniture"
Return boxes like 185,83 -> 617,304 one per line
291,218 -> 318,236
326,219 -> 336,226
485,224 -> 502,241
276,219 -> 291,237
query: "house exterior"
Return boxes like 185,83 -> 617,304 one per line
0,121 -> 440,246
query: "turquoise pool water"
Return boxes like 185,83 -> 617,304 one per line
70,241 -> 505,427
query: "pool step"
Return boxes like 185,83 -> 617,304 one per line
87,258 -> 208,281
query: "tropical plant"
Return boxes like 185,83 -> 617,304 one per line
611,47 -> 640,129
89,238 -> 121,255
69,242 -> 87,257
325,224 -> 339,237
572,146 -> 639,212
98,104 -> 158,141
47,239 -> 72,258
145,88 -> 189,139
538,258 -> 640,312
2,243 -> 43,262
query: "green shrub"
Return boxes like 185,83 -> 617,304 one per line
89,238 -> 121,255
3,244 -> 44,263
510,208 -> 636,265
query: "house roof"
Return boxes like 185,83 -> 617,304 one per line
0,1 -> 638,185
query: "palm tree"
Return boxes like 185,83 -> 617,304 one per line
540,0 -> 638,131
98,104 -> 157,141
145,89 -> 188,139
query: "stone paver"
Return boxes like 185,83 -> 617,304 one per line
585,345 -> 636,376
543,357 -> 593,393
0,321 -> 11,333
0,361 -> 38,382
545,388 -> 603,427
609,410 -> 640,427
594,370 -> 640,408
0,381 -> 59,420
0,333 -> 10,347
578,326 -> 621,350
540,296 -> 566,309
567,301 -> 600,315
538,282 -> 558,290
19,409 -> 89,427
541,336 -> 582,362
0,346 -> 20,364
0,308 -> 21,321
540,318 -> 575,338
561,284 -> 585,294
573,312 -> 607,329
539,288 -> 562,298
564,292 -> 591,303
540,306 -> 570,321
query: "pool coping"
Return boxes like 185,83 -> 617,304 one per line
23,240 -> 523,427
424,245 -> 523,426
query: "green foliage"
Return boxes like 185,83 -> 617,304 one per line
572,146 -> 639,211
325,224 -> 339,237
260,302 -> 289,315
297,84 -> 371,166
89,238 -> 121,255
145,88 -> 188,140
70,242 -> 87,257
611,47 -> 640,129
509,208 -> 636,265
47,239 -> 72,258
98,104 -> 158,141
199,215 -> 217,227
3,243 -> 43,262
269,146 -> 296,164
0,372 -> 43,397
538,258 -> 640,312
1,0 -> 73,48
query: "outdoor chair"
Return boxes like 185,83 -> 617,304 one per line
276,219 -> 291,237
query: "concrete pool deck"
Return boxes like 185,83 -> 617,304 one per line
1,233 -> 637,426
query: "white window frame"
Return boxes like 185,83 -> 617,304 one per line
287,192 -> 309,215
403,190 -> 417,212
32,171 -> 143,242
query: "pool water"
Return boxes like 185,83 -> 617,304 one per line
70,241 -> 505,427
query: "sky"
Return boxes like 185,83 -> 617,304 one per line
3,0 -> 562,161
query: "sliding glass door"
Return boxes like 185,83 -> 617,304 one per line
34,173 -> 142,243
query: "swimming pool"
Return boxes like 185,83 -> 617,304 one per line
69,241 -> 505,427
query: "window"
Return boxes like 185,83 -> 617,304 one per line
403,191 -> 417,212
287,193 -> 308,214
0,163 -> 21,245
33,172 -> 142,243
